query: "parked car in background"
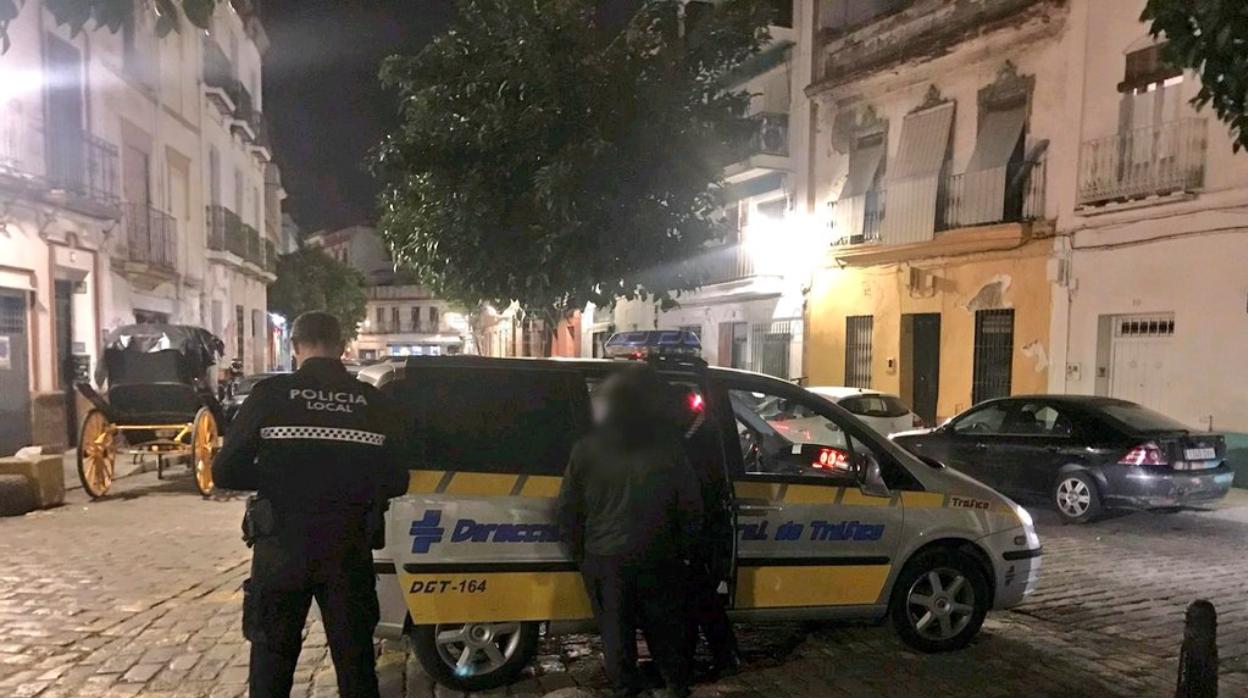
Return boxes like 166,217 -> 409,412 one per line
892,396 -> 1233,523
809,387 -> 923,436
222,372 -> 286,422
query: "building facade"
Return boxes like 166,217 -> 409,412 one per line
0,0 -> 278,453
613,0 -> 815,380
1049,0 -> 1248,447
305,226 -> 471,358
804,0 -> 1067,424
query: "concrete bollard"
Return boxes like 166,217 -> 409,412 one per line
1176,599 -> 1218,698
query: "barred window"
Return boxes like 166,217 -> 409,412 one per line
844,315 -> 873,388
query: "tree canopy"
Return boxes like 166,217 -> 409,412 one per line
0,0 -> 217,52
1143,0 -> 1248,151
373,0 -> 772,319
268,248 -> 368,341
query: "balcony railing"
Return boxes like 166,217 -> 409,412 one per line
206,204 -> 247,258
943,158 -> 1046,229
830,157 -> 1045,245
365,321 -> 432,335
124,203 -> 177,272
46,130 -> 120,205
701,242 -> 756,285
264,239 -> 277,273
1077,117 -> 1206,206
1,103 -> 120,213
731,112 -> 790,164
242,223 -> 262,266
829,188 -> 886,245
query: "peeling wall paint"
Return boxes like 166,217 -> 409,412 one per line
964,274 -> 1013,312
1021,340 -> 1049,372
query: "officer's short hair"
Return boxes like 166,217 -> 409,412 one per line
291,311 -> 343,348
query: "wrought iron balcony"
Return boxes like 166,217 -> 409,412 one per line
745,112 -> 789,158
46,130 -> 120,206
701,242 -> 756,286
242,223 -> 262,266
943,158 -> 1046,229
123,203 -> 177,272
206,204 -> 247,258
263,239 -> 277,273
830,157 -> 1046,246
724,112 -> 791,183
1077,117 -> 1206,207
0,102 -> 120,217
828,189 -> 886,245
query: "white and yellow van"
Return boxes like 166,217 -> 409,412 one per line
361,351 -> 1041,692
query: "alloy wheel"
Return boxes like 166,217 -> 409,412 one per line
1056,477 -> 1091,518
433,622 -> 523,678
905,567 -> 976,642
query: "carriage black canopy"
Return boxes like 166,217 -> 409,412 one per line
95,324 -> 225,386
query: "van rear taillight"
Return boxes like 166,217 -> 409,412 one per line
1119,441 -> 1168,466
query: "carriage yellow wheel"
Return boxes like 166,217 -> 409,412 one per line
77,409 -> 117,499
192,408 -> 218,498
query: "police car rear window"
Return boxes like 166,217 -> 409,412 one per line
389,368 -> 591,476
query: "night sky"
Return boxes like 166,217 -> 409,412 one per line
262,0 -> 642,235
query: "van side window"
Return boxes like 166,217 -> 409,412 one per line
388,368 -> 590,476
728,388 -> 854,480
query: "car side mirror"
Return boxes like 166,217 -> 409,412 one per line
856,451 -> 891,499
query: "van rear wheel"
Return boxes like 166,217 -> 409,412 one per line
410,621 -> 539,692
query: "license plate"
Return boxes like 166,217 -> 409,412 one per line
1185,447 -> 1216,461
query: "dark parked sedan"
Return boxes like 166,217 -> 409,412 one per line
892,395 -> 1234,523
222,372 -> 286,422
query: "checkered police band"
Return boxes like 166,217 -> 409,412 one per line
259,426 -> 386,446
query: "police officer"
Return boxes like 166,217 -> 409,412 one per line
213,311 -> 408,698
556,365 -> 702,698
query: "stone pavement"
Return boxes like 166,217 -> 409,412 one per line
2,470 -> 1248,697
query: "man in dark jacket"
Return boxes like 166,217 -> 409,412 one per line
556,365 -> 702,698
213,312 -> 408,698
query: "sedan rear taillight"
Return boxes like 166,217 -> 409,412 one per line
1119,441 -> 1168,466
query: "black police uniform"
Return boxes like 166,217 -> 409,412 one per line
213,358 -> 408,698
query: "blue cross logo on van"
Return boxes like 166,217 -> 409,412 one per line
409,510 -> 446,554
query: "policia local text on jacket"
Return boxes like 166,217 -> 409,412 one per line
213,357 -> 408,698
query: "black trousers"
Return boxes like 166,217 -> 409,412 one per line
686,564 -> 737,668
245,535 -> 380,698
580,554 -> 691,693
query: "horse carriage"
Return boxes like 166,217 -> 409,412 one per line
75,324 -> 227,498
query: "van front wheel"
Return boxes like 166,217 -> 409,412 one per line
410,621 -> 539,692
890,548 -> 990,653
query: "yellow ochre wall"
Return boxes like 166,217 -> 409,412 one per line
805,241 -> 1052,422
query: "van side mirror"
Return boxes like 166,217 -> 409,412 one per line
856,451 -> 891,499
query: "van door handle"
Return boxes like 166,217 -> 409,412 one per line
735,503 -> 783,516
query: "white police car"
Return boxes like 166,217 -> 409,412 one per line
361,332 -> 1041,691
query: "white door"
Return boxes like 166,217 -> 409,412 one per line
1108,314 -> 1176,413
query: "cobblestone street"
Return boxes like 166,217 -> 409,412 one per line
2,471 -> 1247,697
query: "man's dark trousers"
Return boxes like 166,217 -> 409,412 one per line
245,532 -> 380,698
580,554 -> 691,694
686,563 -> 737,670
